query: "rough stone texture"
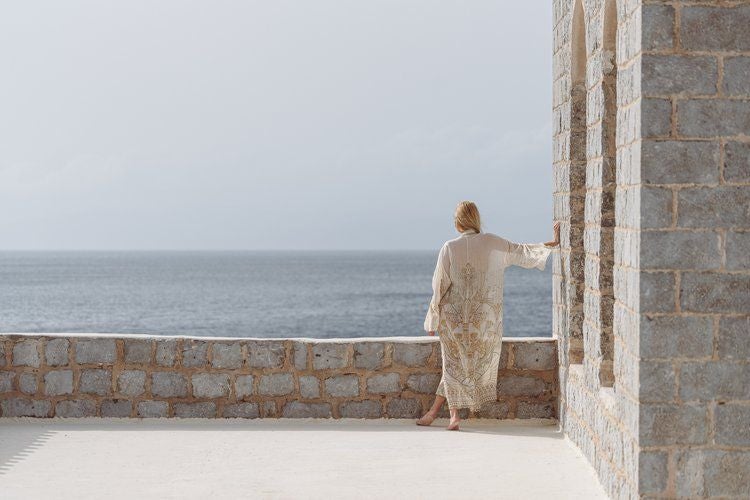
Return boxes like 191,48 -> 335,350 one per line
392,343 -> 432,367
223,402 -> 259,418
258,373 -> 294,396
725,141 -> 750,183
44,370 -> 74,396
124,339 -> 152,364
155,340 -> 178,367
174,402 -> 216,418
18,373 -> 37,395
353,342 -> 384,370
292,342 -> 307,370
75,339 -> 116,365
405,374 -> 440,394
235,375 -> 254,399
299,376 -> 320,399
681,5 -> 750,52
117,370 -> 146,397
45,338 -> 70,366
311,343 -> 348,370
80,369 -> 112,396
282,401 -> 332,418
642,55 -> 717,96
723,56 -> 750,97
366,373 -> 401,394
497,376 -> 546,397
641,231 -> 721,270
137,401 -> 168,418
151,372 -> 188,398
324,375 -> 359,398
211,342 -> 243,369
513,343 -> 557,370
192,373 -> 230,398
248,341 -> 285,369
339,400 -> 381,418
641,140 -> 719,185
182,341 -> 208,368
385,398 -> 421,418
0,372 -> 13,393
55,399 -> 97,418
516,403 -> 555,419
1,398 -> 51,417
13,340 -> 40,367
675,450 -> 750,498
101,399 -> 132,417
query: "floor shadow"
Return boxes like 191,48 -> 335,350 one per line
0,423 -> 57,476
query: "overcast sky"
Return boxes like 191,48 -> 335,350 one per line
0,1 -> 552,251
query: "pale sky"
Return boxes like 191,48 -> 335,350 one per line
0,0 -> 552,251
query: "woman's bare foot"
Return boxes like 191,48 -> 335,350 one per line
416,412 -> 437,426
446,416 -> 460,431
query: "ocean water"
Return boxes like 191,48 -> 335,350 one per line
0,251 -> 552,338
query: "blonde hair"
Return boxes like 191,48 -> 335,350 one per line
454,201 -> 481,233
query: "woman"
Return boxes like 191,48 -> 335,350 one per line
418,201 -> 560,430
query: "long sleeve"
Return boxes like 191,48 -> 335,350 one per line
424,243 -> 451,332
505,241 -> 553,270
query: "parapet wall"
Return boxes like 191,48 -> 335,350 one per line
0,333 -> 557,419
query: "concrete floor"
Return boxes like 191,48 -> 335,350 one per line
0,418 -> 606,500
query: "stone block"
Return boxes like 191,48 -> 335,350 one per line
642,140 -> 719,185
640,361 -> 675,402
386,398 -> 421,418
727,231 -> 750,270
117,370 -> 146,397
235,375 -> 254,399
192,373 -> 230,398
101,399 -> 132,417
293,342 -> 307,370
681,5 -> 750,52
312,343 -> 348,370
223,403 -> 260,418
282,401 -> 332,418
155,340 -> 178,367
182,341 -> 208,367
393,343 -> 432,367
677,99 -> 750,137
681,273 -> 750,313
211,342 -> 243,369
725,141 -> 750,183
80,369 -> 112,395
643,4 -> 674,51
75,339 -> 116,364
12,340 -> 40,367
353,342 -> 384,369
18,373 -> 37,395
0,343 -> 4,367
0,371 -> 13,393
639,451 -> 668,495
137,401 -> 168,418
477,401 -> 509,419
642,55 -> 717,96
718,316 -> 750,360
366,373 -> 401,394
679,362 -> 750,401
516,402 -> 555,419
641,187 -> 672,229
640,403 -> 708,446
124,339 -> 152,364
299,376 -> 320,399
1,398 -> 51,417
642,98 -> 671,138
497,375 -> 546,397
45,338 -> 70,366
151,372 -> 188,398
723,56 -> 750,96
174,402 -> 216,418
676,449 -> 750,498
513,342 -> 556,370
247,341 -> 285,369
339,400 -> 382,418
678,186 -> 750,228
324,375 -> 359,397
641,231 -> 720,270
44,370 -> 74,396
258,373 -> 294,396
716,404 -> 750,446
263,401 -> 277,417
640,272 -> 675,313
405,374 -> 440,394
640,316 -> 713,359
56,399 -> 97,417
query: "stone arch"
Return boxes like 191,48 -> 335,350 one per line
597,0 -> 617,386
566,0 -> 587,364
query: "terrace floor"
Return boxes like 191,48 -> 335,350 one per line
0,418 -> 606,499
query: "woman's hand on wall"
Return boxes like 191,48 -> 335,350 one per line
428,331 -> 436,336
544,222 -> 561,247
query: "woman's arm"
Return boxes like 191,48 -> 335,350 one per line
424,243 -> 451,336
544,222 -> 561,247
504,222 -> 559,270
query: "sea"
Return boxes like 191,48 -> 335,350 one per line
0,251 -> 552,338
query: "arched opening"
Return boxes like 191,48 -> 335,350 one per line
597,0 -> 618,387
567,0 -> 587,364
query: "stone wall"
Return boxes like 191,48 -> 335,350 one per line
554,0 -> 750,498
0,334 -> 557,420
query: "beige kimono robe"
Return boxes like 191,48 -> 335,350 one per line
424,229 -> 552,411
